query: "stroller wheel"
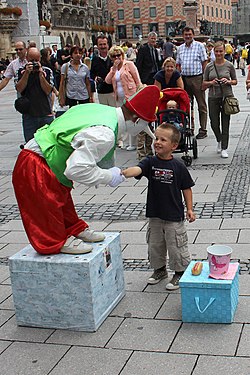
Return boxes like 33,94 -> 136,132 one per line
181,155 -> 192,167
192,137 -> 198,159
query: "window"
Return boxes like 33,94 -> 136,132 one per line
149,23 -> 158,33
216,8 -> 218,17
228,10 -> 230,19
207,6 -> 209,16
166,22 -> 175,36
202,5 -> 205,15
117,0 -> 123,3
211,7 -> 214,16
149,7 -> 156,17
133,8 -> 140,18
166,6 -> 173,16
133,24 -> 142,38
117,25 -> 126,39
118,9 -> 124,20
224,9 -> 226,18
133,0 -> 139,2
220,8 -> 222,17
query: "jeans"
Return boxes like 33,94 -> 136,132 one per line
208,96 -> 230,150
22,114 -> 54,142
66,97 -> 90,108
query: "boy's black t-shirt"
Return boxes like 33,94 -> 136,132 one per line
137,156 -> 195,221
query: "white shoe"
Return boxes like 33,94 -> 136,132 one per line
76,229 -> 105,242
221,149 -> 229,158
61,237 -> 93,254
217,142 -> 221,153
126,146 -> 136,151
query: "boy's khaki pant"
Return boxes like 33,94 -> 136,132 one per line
146,218 -> 191,272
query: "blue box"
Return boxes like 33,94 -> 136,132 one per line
9,232 -> 125,332
179,261 -> 239,324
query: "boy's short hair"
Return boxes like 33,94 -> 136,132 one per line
157,123 -> 181,144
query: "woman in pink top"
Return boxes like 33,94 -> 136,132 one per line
105,46 -> 142,150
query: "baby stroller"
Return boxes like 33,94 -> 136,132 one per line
156,87 -> 198,166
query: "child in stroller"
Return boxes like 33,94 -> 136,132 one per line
157,88 -> 198,166
162,100 -> 184,133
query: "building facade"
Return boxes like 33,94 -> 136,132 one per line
108,0 -> 233,43
232,0 -> 250,42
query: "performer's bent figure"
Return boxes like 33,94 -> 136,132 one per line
13,86 -> 160,255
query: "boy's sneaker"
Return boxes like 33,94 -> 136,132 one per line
166,273 -> 183,290
148,268 -> 168,285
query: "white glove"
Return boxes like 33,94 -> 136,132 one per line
108,167 -> 125,187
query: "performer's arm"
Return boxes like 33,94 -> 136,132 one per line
64,126 -> 115,186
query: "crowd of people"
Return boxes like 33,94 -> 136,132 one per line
0,29 -> 248,290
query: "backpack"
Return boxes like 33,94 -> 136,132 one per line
242,49 -> 248,59
225,44 -> 233,54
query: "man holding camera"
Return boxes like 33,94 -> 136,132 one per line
16,47 -> 54,142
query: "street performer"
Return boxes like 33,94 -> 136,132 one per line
12,85 -> 160,256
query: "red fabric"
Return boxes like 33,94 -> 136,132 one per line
12,150 -> 88,255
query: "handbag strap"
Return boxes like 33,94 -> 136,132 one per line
213,63 -> 224,98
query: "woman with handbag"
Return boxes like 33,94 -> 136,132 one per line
203,41 -> 237,158
59,46 -> 92,108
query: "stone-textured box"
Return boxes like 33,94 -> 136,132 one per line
180,261 -> 239,324
9,232 -> 125,332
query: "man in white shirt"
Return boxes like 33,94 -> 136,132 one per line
0,41 -> 27,92
176,27 -> 208,139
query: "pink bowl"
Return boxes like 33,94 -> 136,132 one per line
207,245 -> 232,277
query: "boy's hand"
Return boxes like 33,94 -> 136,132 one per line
186,209 -> 196,223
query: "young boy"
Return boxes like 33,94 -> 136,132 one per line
122,123 -> 196,290
162,100 -> 184,133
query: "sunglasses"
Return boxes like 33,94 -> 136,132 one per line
112,54 -> 122,58
15,48 -> 24,51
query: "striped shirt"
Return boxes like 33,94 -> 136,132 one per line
176,40 -> 207,76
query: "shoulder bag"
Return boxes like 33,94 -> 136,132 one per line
213,63 -> 240,115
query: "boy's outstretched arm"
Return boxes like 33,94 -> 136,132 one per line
122,166 -> 142,178
183,188 -> 196,222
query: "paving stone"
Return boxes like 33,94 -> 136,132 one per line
120,351 -> 197,375
0,285 -> 12,304
234,296 -> 250,323
49,347 -> 132,375
0,340 -> 11,354
195,229 -> 239,244
156,293 -> 182,320
238,229 -> 250,243
239,275 -> 250,295
193,355 -> 250,375
106,221 -> 146,231
236,324 -> 250,356
46,317 -> 123,347
0,342 -> 70,375
124,271 -> 151,292
0,266 -> 9,283
110,291 -> 166,319
0,310 -> 14,327
0,316 -> 54,342
170,323 -> 243,356
0,295 -> 14,310
121,231 -> 146,245
187,218 -> 222,230
107,318 -> 181,352
122,244 -> 148,259
0,231 -> 29,244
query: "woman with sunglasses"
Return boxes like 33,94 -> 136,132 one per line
105,45 -> 143,150
153,57 -> 184,90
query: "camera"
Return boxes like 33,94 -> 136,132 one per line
32,61 -> 40,71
